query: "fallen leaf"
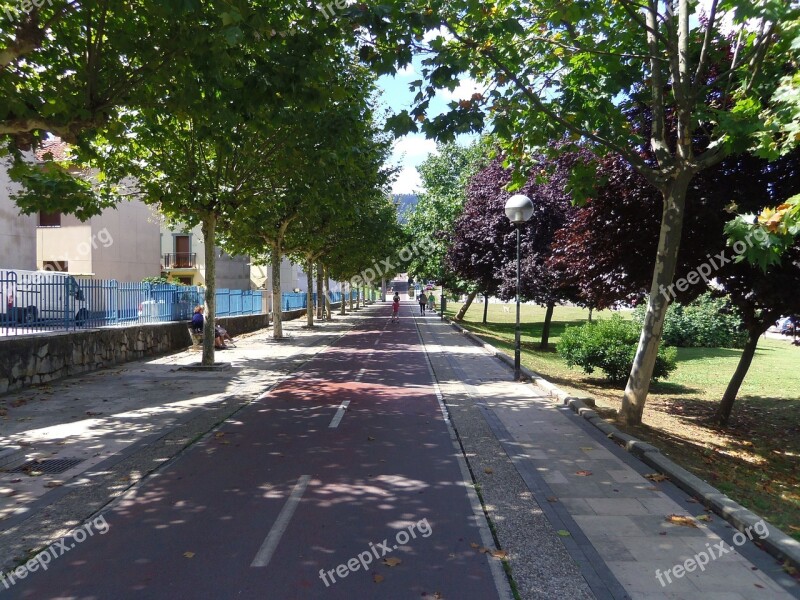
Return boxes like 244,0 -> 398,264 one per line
489,549 -> 508,559
575,470 -> 592,476
469,542 -> 480,549
686,497 -> 698,503
645,473 -> 669,482
666,514 -> 698,528
433,593 -> 443,599
85,411 -> 103,416
659,531 -> 668,536
557,530 -> 571,537
484,467 -> 494,474
546,496 -> 558,502
383,557 -> 402,567
214,432 -> 225,438
580,447 -> 594,451
696,514 -> 712,522
9,478 -> 21,483
367,436 -> 375,441
183,551 -> 195,558
373,574 -> 384,583
43,481 -> 62,488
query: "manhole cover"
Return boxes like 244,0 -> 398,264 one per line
8,458 -> 84,474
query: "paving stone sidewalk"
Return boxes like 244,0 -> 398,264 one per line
415,312 -> 799,600
0,311 -> 361,570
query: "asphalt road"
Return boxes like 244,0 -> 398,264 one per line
4,303 -> 507,599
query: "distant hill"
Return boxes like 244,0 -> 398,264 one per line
393,194 -> 418,222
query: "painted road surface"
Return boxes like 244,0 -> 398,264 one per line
4,302 -> 508,600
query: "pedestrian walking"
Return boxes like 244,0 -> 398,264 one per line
391,293 -> 400,323
418,291 -> 427,315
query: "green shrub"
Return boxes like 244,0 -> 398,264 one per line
557,315 -> 677,384
633,293 -> 747,348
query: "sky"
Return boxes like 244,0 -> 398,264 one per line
377,56 -> 481,195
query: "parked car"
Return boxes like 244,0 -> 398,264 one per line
425,284 -> 434,291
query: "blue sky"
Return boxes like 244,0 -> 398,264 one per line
377,54 -> 480,195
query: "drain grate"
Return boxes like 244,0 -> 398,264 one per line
8,458 -> 84,474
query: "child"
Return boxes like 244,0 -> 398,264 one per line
391,293 -> 400,322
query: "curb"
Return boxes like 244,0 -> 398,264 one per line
444,315 -> 800,573
0,446 -> 24,470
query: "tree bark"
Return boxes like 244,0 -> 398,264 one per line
306,258 -> 314,327
349,282 -> 354,311
455,290 -> 478,321
540,301 -> 555,350
324,265 -> 332,321
620,175 -> 691,425
715,328 -> 762,425
588,306 -> 593,322
483,293 -> 489,324
271,242 -> 283,339
200,214 -> 217,366
340,282 -> 346,315
316,262 -> 324,319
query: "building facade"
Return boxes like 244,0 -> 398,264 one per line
0,156 -> 37,270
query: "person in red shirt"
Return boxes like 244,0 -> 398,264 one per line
391,293 -> 400,322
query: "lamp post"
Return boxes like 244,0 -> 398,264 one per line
504,194 -> 534,380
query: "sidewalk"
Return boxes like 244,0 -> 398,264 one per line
0,311 -> 360,571
414,311 -> 799,600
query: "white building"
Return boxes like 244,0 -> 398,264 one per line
0,156 -> 37,270
160,221 -> 250,290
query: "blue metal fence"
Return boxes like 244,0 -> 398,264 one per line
280,291 -> 346,312
0,270 -> 263,336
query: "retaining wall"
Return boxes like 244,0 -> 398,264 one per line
0,313 -> 270,395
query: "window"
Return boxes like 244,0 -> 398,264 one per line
42,260 -> 68,272
38,211 -> 61,227
178,276 -> 193,285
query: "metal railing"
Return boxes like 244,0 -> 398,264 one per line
280,291 -> 349,312
0,271 -> 263,336
162,253 -> 197,269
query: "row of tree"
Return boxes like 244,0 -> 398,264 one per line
438,141 -> 800,425
1,1 -> 403,365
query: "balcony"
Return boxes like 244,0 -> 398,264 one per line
163,253 -> 197,269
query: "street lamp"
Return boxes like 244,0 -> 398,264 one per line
504,194 -> 534,380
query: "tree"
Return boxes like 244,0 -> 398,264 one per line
549,146 -> 800,423
404,140 -> 488,285
357,0 -> 800,424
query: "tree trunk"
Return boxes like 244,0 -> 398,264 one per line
200,215 -> 217,366
620,175 -> 691,425
324,265 -> 332,321
271,242 -> 283,339
349,282 -> 354,311
540,301 -> 555,350
355,286 -> 360,309
381,277 -> 386,302
588,306 -> 593,322
455,290 -> 478,321
340,282 -> 346,315
483,293 -> 489,324
306,258 -> 314,327
715,328 -> 762,425
316,262 -> 324,319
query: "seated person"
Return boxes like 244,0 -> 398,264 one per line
215,324 -> 235,345
191,305 -> 204,333
191,306 -> 228,349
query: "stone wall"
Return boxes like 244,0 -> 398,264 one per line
0,313 -> 272,395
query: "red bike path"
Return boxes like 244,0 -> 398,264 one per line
4,303 -> 508,599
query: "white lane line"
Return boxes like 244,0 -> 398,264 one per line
328,400 -> 351,428
354,368 -> 366,382
250,475 -> 311,568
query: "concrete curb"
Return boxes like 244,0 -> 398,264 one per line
0,446 -> 24,470
444,315 -> 800,573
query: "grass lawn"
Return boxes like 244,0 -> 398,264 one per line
446,300 -> 800,541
